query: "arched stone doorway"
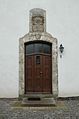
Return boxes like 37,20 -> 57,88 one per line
19,8 -> 58,98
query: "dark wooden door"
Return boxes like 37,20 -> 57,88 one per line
25,42 -> 52,94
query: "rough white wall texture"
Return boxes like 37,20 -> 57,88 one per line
0,0 -> 79,97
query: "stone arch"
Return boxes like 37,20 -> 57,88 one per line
19,32 -> 58,97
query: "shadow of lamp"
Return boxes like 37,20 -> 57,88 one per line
59,44 -> 64,58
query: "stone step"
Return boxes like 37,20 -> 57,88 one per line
22,97 -> 56,106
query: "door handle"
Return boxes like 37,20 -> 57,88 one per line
40,72 -> 42,74
40,72 -> 42,77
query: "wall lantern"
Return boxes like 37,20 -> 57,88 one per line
59,44 -> 64,58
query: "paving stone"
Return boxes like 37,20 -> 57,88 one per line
0,98 -> 79,119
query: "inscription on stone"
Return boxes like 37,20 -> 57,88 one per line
32,16 -> 44,32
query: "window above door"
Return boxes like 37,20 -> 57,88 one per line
25,42 -> 52,55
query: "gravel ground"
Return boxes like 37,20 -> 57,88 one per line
0,97 -> 79,119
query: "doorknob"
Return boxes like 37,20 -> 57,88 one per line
40,72 -> 42,74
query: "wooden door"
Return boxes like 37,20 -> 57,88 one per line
25,42 -> 52,94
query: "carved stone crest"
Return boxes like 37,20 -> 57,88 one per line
32,16 -> 44,32
35,34 -> 41,40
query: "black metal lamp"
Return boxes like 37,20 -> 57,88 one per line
59,44 -> 64,57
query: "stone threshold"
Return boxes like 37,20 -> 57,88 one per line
19,93 -> 56,106
22,93 -> 54,98
22,96 -> 56,106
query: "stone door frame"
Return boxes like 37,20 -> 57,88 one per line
19,33 -> 58,98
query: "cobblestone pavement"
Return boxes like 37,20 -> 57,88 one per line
0,97 -> 79,119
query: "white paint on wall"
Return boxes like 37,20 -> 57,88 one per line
0,0 -> 79,97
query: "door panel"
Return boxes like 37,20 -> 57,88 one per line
34,55 -> 42,92
42,55 -> 52,93
25,56 -> 34,92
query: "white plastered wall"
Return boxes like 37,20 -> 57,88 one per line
0,0 -> 79,97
